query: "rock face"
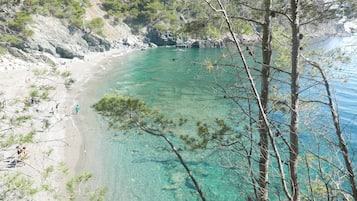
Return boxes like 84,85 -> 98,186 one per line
1,14 -> 113,59
55,45 -> 84,59
82,33 -> 111,52
25,15 -> 113,59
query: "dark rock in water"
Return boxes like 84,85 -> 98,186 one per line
176,36 -> 225,48
146,27 -> 177,46
191,40 -> 224,48
146,30 -> 225,48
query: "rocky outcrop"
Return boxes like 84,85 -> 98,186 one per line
146,27 -> 176,46
82,33 -> 111,52
190,40 -> 224,48
146,27 -> 225,48
25,16 -> 88,59
7,47 -> 34,62
26,15 -> 114,59
1,13 -> 114,59
55,45 -> 84,59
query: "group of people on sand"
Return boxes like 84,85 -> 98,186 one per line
16,145 -> 28,159
46,102 -> 80,116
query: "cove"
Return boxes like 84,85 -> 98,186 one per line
75,35 -> 357,201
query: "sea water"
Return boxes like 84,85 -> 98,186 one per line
75,35 -> 357,201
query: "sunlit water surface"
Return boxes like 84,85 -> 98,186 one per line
75,35 -> 357,201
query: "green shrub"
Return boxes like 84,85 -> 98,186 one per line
86,17 -> 105,36
29,89 -> 39,98
33,68 -> 48,76
154,23 -> 168,32
103,0 -> 177,33
40,91 -> 50,100
8,11 -> 32,32
0,34 -> 21,45
61,71 -> 71,78
20,130 -> 35,143
25,0 -> 86,28
0,46 -> 7,55
23,29 -> 34,37
43,166 -> 55,179
206,25 -> 221,39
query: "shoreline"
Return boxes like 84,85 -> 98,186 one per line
0,47 -> 137,200
63,47 -> 136,173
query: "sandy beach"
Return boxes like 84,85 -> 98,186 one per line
0,47 -> 135,200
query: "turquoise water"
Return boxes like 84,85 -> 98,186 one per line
77,35 -> 357,200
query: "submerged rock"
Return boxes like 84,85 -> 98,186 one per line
162,171 -> 187,190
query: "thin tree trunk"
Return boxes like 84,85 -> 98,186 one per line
258,0 -> 272,200
290,0 -> 301,200
306,58 -> 357,200
203,0 -> 292,199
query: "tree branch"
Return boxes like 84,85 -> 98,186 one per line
204,0 -> 292,199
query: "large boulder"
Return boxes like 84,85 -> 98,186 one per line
55,45 -> 84,59
8,47 -> 34,62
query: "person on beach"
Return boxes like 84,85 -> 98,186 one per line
16,145 -> 27,159
21,147 -> 27,157
75,104 -> 80,114
16,145 -> 23,155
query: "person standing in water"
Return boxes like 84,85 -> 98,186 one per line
75,104 -> 80,114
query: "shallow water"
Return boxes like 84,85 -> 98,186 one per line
76,35 -> 357,201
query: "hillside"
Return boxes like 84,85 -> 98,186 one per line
0,0 -> 354,62
0,0 -> 146,60
0,0 -> 217,60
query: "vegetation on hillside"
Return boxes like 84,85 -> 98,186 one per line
0,0 -> 93,52
102,0 -> 233,38
23,0 -> 89,27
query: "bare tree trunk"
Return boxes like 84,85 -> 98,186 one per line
258,0 -> 272,200
290,0 -> 301,200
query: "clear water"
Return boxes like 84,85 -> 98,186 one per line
76,35 -> 357,201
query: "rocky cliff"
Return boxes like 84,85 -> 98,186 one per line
0,0 -> 149,63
